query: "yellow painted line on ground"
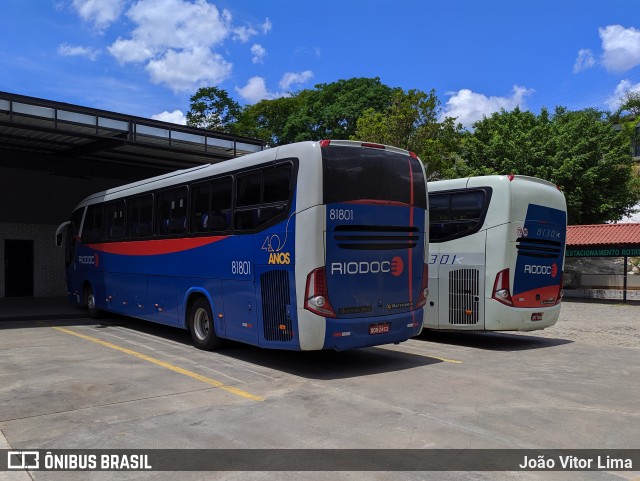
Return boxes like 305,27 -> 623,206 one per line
52,326 -> 264,402
428,355 -> 463,364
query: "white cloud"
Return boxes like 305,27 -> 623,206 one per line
109,0 -> 232,63
145,47 -> 232,92
105,1 -> 271,92
151,109 -> 187,125
232,25 -> 257,43
72,0 -> 125,31
233,18 -> 271,42
600,25 -> 640,72
57,43 -> 100,61
251,44 -> 267,64
573,49 -> 595,73
279,70 -> 313,91
443,85 -> 534,127
605,79 -> 640,110
236,71 -> 314,103
235,76 -> 273,103
261,18 -> 272,34
108,38 -> 154,63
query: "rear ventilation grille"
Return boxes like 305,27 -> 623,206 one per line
448,268 -> 480,325
260,270 -> 293,342
334,225 -> 419,250
516,238 -> 563,258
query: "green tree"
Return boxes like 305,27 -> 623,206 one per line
611,91 -> 640,163
232,77 -> 395,146
460,107 -> 640,224
186,86 -> 241,133
353,88 -> 464,179
285,77 -> 395,142
234,95 -> 305,146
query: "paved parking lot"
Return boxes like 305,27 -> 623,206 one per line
1,300 -> 639,480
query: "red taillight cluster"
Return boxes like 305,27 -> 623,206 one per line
304,267 -> 336,318
416,263 -> 429,309
492,268 -> 513,306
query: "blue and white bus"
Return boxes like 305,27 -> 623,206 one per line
56,140 -> 429,350
423,175 -> 567,332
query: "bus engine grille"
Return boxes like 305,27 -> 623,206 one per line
260,270 -> 293,342
448,268 -> 480,325
333,225 -> 420,250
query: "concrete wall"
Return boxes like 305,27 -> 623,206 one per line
0,222 -> 66,297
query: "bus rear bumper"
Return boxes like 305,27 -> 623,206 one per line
321,310 -> 424,351
484,300 -> 561,331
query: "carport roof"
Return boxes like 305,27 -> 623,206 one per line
0,91 -> 264,177
567,223 -> 640,247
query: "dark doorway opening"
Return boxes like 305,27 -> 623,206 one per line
5,239 -> 34,297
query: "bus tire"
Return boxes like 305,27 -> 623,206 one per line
189,297 -> 223,350
84,285 -> 101,319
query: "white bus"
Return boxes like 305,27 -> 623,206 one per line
423,175 -> 567,332
56,140 -> 429,351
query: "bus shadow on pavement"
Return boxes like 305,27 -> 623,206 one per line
92,316 -> 443,380
416,330 -> 573,351
220,344 -> 445,380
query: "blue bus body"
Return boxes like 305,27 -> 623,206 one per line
59,140 -> 428,350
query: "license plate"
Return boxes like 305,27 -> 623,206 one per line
369,323 -> 390,335
531,313 -> 543,321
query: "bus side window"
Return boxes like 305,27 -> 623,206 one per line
234,164 -> 291,232
156,187 -> 187,236
191,177 -> 231,233
428,190 -> 486,242
104,201 -> 125,240
81,204 -> 104,244
127,194 -> 153,238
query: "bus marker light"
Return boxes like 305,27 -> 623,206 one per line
332,331 -> 351,337
218,314 -> 223,318
361,142 -> 385,149
279,324 -> 287,330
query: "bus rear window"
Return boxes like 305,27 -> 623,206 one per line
322,145 -> 426,208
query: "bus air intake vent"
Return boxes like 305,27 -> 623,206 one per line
260,270 -> 293,342
334,225 -> 419,250
516,238 -> 563,259
448,268 -> 479,325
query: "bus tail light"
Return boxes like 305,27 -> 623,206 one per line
492,268 -> 513,306
305,267 -> 336,318
416,264 -> 429,309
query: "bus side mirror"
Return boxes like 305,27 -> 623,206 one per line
55,221 -> 71,247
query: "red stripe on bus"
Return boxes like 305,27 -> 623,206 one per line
87,236 -> 227,256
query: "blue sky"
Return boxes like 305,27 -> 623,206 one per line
1,0 -> 640,128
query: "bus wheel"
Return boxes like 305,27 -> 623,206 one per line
189,297 -> 223,350
84,285 -> 101,319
